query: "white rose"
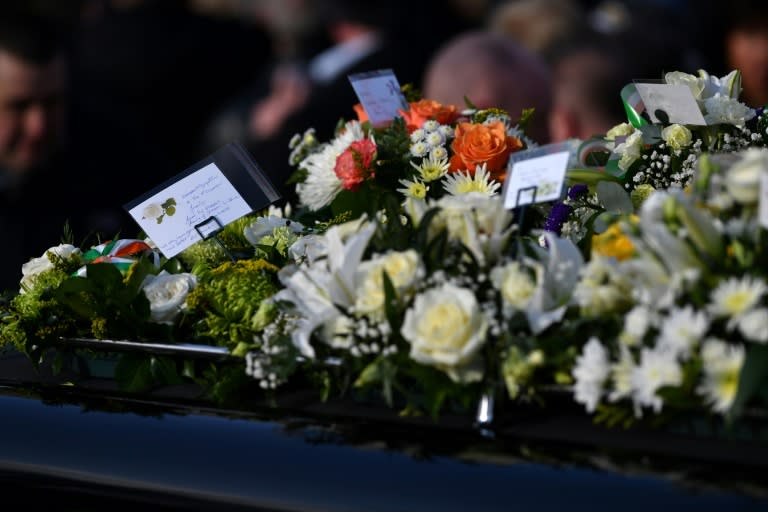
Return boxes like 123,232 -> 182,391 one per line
724,148 -> 768,204
20,244 -> 82,293
490,261 -> 536,316
354,250 -> 424,320
605,122 -> 634,141
142,271 -> 197,324
401,282 -> 488,383
661,124 -> 692,151
142,203 -> 164,220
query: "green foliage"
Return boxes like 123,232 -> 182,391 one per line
185,259 -> 279,349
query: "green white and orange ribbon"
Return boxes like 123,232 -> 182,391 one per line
620,83 -> 648,129
75,239 -> 159,276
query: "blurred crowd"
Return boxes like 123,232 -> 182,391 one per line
1,0 -> 767,291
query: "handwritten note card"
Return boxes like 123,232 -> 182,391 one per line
634,83 -> 707,125
127,162 -> 252,258
503,150 -> 570,209
349,69 -> 408,127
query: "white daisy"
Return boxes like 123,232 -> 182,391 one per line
631,347 -> 682,414
708,275 -> 766,319
441,163 -> 500,197
410,154 -> 450,182
656,306 -> 709,359
696,338 -> 744,414
397,178 -> 428,199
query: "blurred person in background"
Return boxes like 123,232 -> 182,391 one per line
723,1 -> 768,107
422,30 -> 552,144
0,8 -> 77,292
487,0 -> 587,64
547,31 -> 660,142
207,0 -> 475,207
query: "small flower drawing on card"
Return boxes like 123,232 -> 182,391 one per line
142,198 -> 177,224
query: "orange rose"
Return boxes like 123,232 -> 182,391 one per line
449,121 -> 523,181
353,103 -> 368,123
399,99 -> 460,132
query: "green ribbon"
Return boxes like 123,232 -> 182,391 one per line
620,83 -> 648,129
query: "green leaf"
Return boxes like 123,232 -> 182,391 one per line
165,205 -> 176,216
596,181 -> 633,214
728,345 -> 768,424
161,198 -> 176,208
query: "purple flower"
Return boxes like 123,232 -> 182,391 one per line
544,202 -> 572,235
567,184 -> 589,200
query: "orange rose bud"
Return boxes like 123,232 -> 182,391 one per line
399,99 -> 460,132
449,121 -> 523,181
334,139 -> 377,191
353,103 -> 369,123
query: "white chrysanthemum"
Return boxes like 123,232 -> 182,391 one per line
572,256 -> 633,316
703,95 -> 755,126
430,146 -> 448,161
296,121 -> 364,210
422,119 -> 440,132
697,338 -> 744,414
613,129 -> 643,171
439,125 -> 454,138
425,130 -> 445,147
441,163 -> 501,196
410,128 -> 426,143
657,306 -> 709,359
397,178 -> 429,199
490,261 -> 536,317
572,337 -> 610,413
410,141 -> 429,157
618,305 -> 654,347
410,154 -> 450,182
708,275 -> 766,319
737,307 -> 768,343
631,347 -> 682,414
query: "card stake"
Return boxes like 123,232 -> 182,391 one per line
124,142 -> 279,259
349,69 -> 408,127
503,142 -> 572,259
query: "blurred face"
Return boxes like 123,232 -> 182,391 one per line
726,24 -> 768,107
0,49 -> 66,175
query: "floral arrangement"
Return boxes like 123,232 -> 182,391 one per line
3,72 -> 768,430
546,69 -> 768,249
